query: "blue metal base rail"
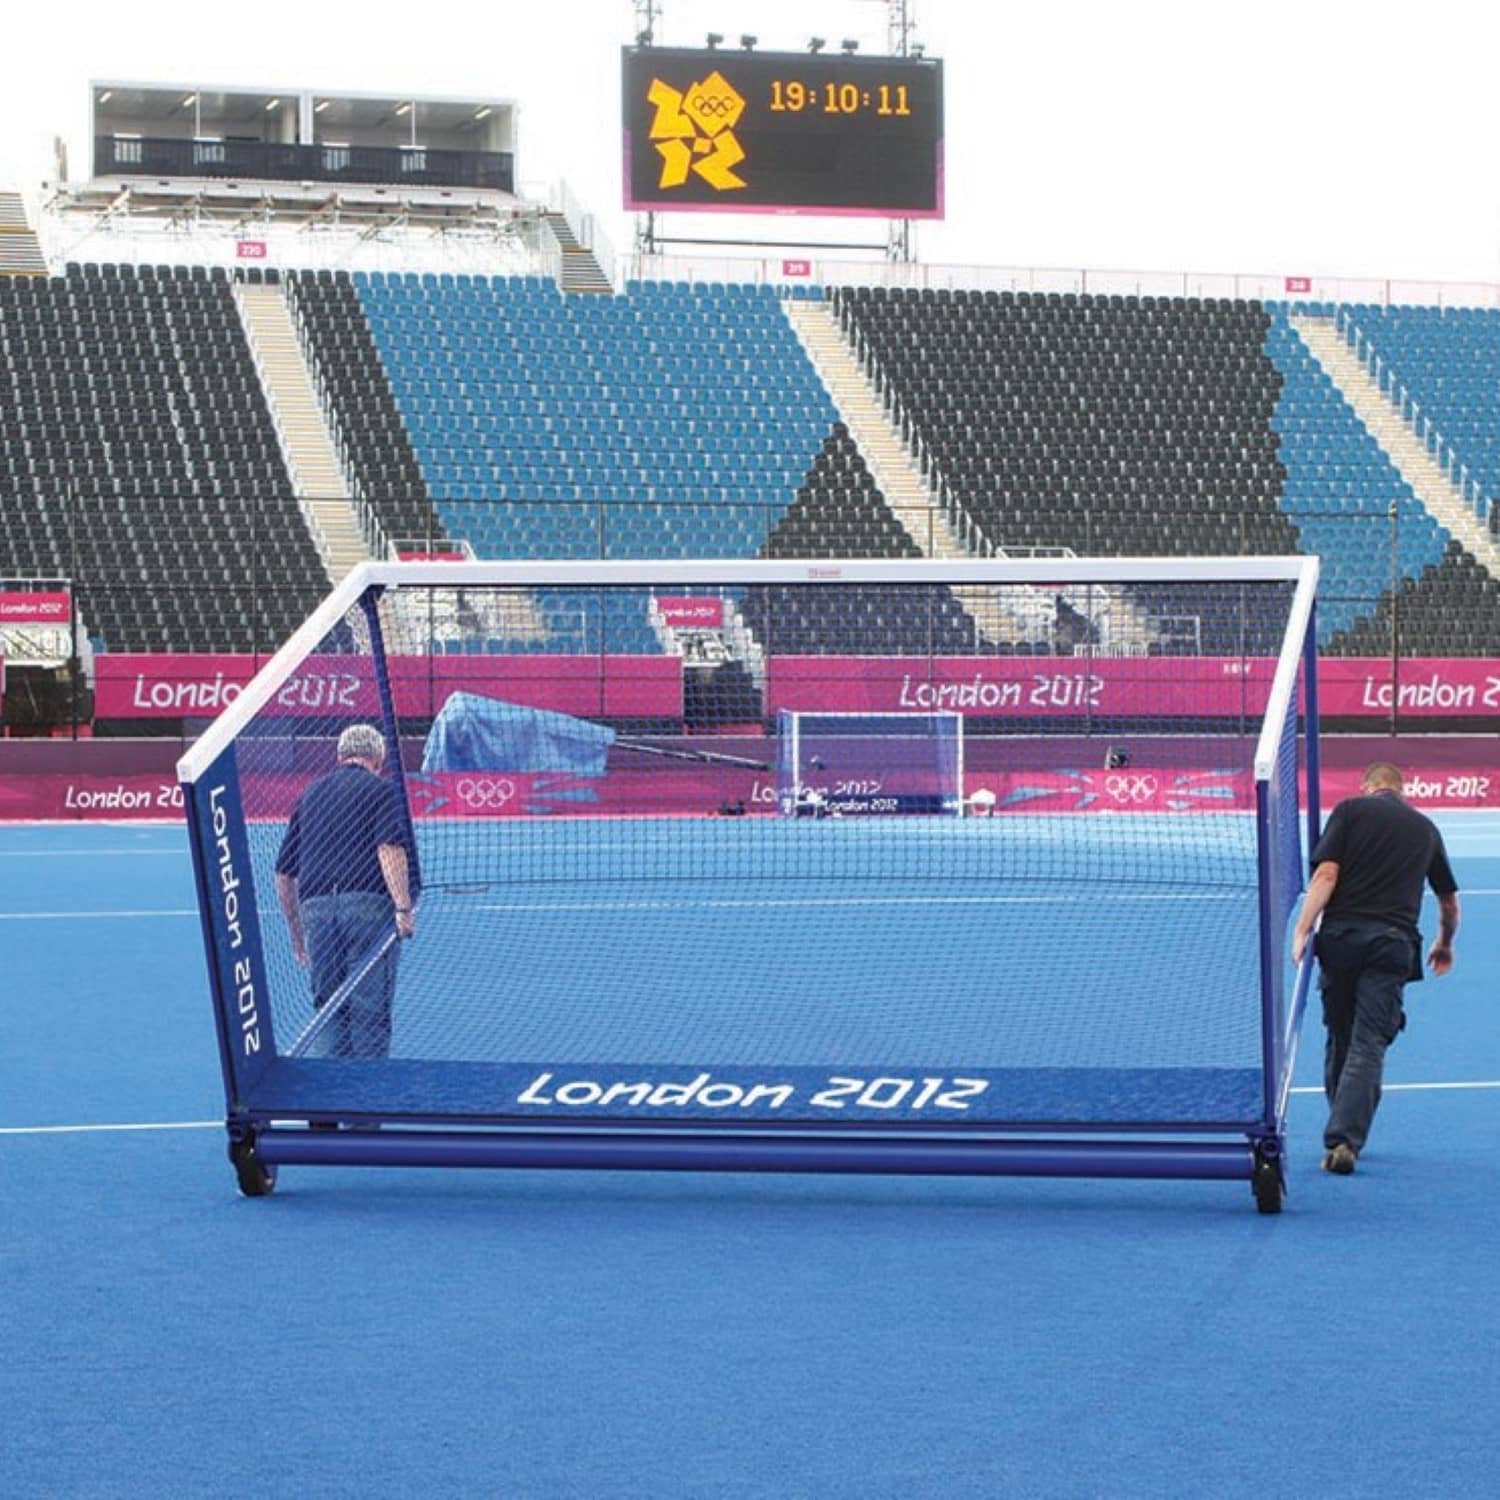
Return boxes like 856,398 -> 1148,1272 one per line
248,1127 -> 1264,1181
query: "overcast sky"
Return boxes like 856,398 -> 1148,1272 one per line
3,0 -> 1498,287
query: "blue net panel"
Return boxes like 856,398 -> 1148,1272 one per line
192,572 -> 1311,1131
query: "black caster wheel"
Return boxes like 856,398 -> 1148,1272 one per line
1252,1153 -> 1284,1215
231,1135 -> 277,1197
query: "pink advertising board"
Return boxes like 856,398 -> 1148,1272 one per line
7,758 -> 1500,823
93,654 -> 683,721
0,591 -> 71,624
89,652 -> 1500,723
767,656 -> 1500,720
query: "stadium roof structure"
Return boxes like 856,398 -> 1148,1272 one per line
33,82 -> 553,274
86,81 -> 517,192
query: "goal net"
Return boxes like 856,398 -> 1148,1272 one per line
178,557 -> 1318,1150
776,710 -> 963,817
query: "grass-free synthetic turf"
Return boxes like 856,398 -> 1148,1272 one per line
3,820 -> 1497,1498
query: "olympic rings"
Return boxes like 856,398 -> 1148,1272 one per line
1104,774 -> 1159,804
455,776 -> 517,809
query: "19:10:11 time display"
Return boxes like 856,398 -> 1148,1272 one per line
768,80 -> 913,115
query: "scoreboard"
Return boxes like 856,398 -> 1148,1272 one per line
622,47 -> 944,218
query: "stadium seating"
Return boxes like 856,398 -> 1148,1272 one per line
6,251 -> 1500,672
835,286 -> 1295,559
0,264 -> 326,653
1264,310 -> 1452,643
835,287 -> 1300,653
1342,304 -> 1500,506
354,274 -> 837,561
761,424 -> 921,559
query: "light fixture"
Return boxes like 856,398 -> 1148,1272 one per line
808,37 -> 825,53
181,93 -> 197,108
314,99 -> 330,113
395,102 -> 411,116
636,27 -> 652,45
98,89 -> 113,103
740,33 -> 756,49
264,97 -> 280,111
473,106 -> 491,120
840,38 -> 859,54
705,32 -> 723,49
910,42 -> 925,58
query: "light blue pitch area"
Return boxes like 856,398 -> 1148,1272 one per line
2,819 -> 1499,1497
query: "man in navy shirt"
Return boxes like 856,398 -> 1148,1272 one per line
275,724 -> 416,1059
1292,763 -> 1458,1174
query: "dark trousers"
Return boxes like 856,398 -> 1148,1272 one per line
302,892 -> 399,1059
1317,921 -> 1416,1153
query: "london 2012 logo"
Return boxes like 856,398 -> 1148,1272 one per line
646,71 -> 747,192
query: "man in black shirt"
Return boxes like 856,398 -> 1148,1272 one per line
1292,763 -> 1458,1174
275,724 -> 416,1059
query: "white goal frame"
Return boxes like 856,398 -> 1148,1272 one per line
177,554 -> 1319,789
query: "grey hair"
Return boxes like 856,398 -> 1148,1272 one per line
337,723 -> 387,765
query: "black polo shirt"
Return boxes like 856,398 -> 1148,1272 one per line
1311,790 -> 1457,935
275,763 -> 406,898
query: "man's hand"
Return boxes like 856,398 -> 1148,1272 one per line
1427,941 -> 1454,976
395,908 -> 416,941
1291,862 -> 1339,969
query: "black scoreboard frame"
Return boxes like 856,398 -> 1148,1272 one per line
621,46 -> 944,219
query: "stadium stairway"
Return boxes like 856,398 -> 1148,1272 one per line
543,213 -> 612,295
0,191 -> 46,277
285,270 -> 448,554
237,282 -> 367,581
1291,313 -> 1500,576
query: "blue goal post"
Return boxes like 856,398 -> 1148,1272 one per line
177,555 -> 1320,1210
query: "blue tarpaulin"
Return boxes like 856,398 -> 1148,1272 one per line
421,693 -> 616,776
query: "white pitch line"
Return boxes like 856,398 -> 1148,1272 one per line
476,892 -> 1252,913
0,1121 -> 219,1136
0,850 -> 184,858
0,909 -> 198,920
1289,1081 -> 1500,1095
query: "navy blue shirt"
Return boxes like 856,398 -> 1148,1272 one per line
275,763 -> 406,898
1311,790 -> 1457,936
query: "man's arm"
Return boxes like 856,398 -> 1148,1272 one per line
1428,892 -> 1459,975
1292,861 -> 1340,965
276,872 -> 307,966
379,843 -> 415,940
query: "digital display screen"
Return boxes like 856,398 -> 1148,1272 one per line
622,47 -> 944,218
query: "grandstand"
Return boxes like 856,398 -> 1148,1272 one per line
4,72 -> 1500,739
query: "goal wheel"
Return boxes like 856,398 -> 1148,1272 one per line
1252,1153 -> 1283,1215
231,1134 -> 277,1197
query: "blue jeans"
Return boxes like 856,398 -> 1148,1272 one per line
1317,921 -> 1416,1153
302,891 -> 399,1059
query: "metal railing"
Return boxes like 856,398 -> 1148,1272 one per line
92,135 -> 515,193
